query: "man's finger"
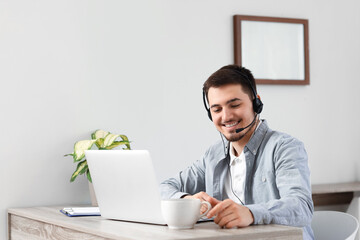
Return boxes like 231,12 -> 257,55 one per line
217,213 -> 238,228
206,200 -> 232,218
202,195 -> 220,207
214,208 -> 233,224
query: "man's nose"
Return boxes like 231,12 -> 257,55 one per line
222,108 -> 233,122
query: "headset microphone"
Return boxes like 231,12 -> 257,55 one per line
235,113 -> 257,133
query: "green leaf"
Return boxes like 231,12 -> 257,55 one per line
91,129 -> 110,140
92,130 -> 110,148
120,135 -> 129,142
73,140 -> 96,162
120,135 -> 131,150
103,134 -> 121,148
105,141 -> 129,150
79,163 -> 88,175
70,160 -> 88,182
125,141 -> 131,150
95,138 -> 105,149
86,169 -> 92,183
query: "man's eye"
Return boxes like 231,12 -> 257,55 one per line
213,108 -> 221,113
231,104 -> 240,108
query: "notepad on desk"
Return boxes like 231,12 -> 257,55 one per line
60,207 -> 101,217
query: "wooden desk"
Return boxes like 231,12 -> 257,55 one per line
8,206 -> 303,240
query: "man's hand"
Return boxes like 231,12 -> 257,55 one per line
206,199 -> 254,228
183,192 -> 217,214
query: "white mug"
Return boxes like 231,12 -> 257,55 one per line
161,199 -> 212,229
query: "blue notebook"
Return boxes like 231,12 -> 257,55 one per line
60,207 -> 101,217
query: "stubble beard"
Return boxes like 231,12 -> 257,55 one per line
223,120 -> 257,142
223,131 -> 247,142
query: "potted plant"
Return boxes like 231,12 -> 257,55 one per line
65,129 -> 131,205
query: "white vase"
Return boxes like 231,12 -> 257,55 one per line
88,182 -> 98,207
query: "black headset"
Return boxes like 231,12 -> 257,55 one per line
202,69 -> 263,121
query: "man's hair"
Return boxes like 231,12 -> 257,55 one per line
203,64 -> 257,100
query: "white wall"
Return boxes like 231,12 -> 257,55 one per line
1,0 -> 359,238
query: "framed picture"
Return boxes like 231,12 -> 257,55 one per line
234,15 -> 309,85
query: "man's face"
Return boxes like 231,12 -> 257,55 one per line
207,84 -> 255,142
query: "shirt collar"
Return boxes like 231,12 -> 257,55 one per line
229,142 -> 237,165
229,120 -> 263,164
229,142 -> 246,165
222,119 -> 269,161
245,119 -> 269,155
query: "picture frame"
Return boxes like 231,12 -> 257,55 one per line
234,15 -> 309,85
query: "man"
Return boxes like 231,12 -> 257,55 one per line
160,65 -> 314,239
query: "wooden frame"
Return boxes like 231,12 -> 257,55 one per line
234,15 -> 309,85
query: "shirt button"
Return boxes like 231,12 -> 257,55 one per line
253,150 -> 256,155
262,176 -> 266,182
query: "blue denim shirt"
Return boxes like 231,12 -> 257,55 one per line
160,120 -> 314,240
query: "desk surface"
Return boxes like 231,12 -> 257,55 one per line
8,206 -> 303,240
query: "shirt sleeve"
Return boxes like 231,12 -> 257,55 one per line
159,149 -> 209,200
246,136 -> 314,228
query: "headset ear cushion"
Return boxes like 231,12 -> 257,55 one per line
253,98 -> 263,114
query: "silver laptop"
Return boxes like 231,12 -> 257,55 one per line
85,150 -> 166,225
